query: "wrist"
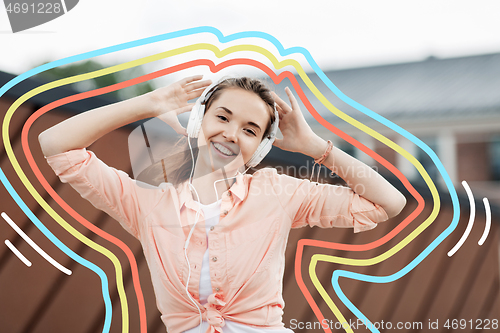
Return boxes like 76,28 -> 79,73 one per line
141,91 -> 163,118
304,136 -> 329,160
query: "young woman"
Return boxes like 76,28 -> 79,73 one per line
39,75 -> 406,333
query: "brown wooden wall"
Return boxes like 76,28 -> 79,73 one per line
456,142 -> 492,182
1,96 -> 499,333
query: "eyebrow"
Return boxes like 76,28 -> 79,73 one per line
218,107 -> 262,133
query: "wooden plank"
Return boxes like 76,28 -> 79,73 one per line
7,116 -> 146,332
282,194 -> 418,331
422,207 -> 487,326
351,199 -> 437,325
454,221 -> 499,321
0,229 -> 59,333
0,141 -> 46,259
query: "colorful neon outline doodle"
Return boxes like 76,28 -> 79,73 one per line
0,27 -> 458,333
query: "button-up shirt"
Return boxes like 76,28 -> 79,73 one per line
46,149 -> 388,333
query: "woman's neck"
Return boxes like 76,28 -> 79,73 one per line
190,163 -> 239,205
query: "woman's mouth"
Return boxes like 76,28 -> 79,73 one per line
212,142 -> 236,157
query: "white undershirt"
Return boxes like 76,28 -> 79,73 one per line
183,200 -> 293,333
198,198 -> 221,304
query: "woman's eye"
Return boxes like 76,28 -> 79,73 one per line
217,115 -> 228,121
245,129 -> 257,136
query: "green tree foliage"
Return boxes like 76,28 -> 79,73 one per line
35,60 -> 155,100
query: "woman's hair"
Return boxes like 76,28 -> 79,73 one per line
137,77 -> 276,187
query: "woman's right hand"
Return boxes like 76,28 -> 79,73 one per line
148,75 -> 212,136
39,75 -> 211,157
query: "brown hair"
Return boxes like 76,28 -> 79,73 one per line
137,77 -> 276,187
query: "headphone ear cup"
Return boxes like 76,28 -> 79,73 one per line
245,107 -> 279,168
186,78 -> 223,138
186,101 -> 204,138
246,138 -> 272,168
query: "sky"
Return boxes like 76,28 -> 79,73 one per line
1,0 -> 500,80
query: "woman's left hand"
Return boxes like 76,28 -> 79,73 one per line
272,87 -> 326,159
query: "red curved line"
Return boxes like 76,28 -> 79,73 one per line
22,58 -> 424,333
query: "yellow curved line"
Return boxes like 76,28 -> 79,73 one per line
1,50 -> 193,332
212,45 -> 440,331
2,45 -> 239,332
3,42 -> 439,332
4,94 -> 130,329
309,258 -> 354,333
213,44 -> 440,331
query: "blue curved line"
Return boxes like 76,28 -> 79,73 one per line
0,26 -> 459,330
331,229 -> 455,332
223,30 -> 459,330
0,167 -> 112,333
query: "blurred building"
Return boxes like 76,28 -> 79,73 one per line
282,53 -> 500,203
0,52 -> 498,333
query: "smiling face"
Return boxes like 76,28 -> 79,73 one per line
197,87 -> 271,172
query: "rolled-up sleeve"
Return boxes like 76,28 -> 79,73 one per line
46,148 -> 162,239
267,169 -> 388,233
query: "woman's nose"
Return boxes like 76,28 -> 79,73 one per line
223,127 -> 238,143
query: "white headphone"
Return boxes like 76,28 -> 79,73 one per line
186,78 -> 279,168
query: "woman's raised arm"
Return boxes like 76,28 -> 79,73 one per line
39,75 -> 211,157
272,88 -> 407,219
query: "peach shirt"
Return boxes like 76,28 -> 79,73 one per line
46,148 -> 388,333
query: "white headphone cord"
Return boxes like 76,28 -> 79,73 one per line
212,163 -> 251,200
185,137 -> 203,333
185,138 -> 253,333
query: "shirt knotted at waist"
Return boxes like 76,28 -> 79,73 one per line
202,293 -> 226,333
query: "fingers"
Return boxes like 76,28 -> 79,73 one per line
164,115 -> 187,136
178,75 -> 204,86
275,103 -> 285,120
271,91 -> 286,108
271,91 -> 292,120
187,87 -> 209,100
175,104 -> 195,115
273,138 -> 283,149
169,118 -> 188,136
284,87 -> 301,112
186,79 -> 212,91
178,127 -> 188,137
158,105 -> 193,136
185,78 -> 212,100
178,76 -> 212,99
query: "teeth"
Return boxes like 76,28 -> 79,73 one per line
213,143 -> 234,156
